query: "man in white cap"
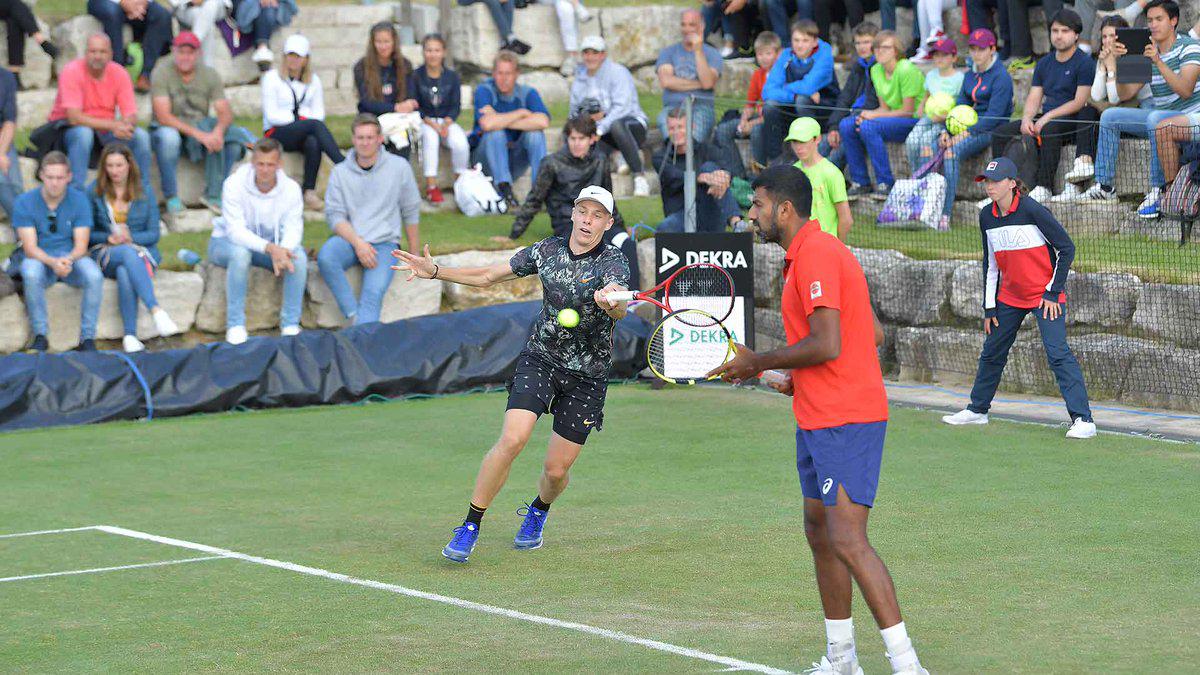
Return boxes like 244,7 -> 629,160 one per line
393,186 -> 630,564
568,35 -> 651,197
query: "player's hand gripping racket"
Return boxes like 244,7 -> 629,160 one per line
604,263 -> 735,326
645,308 -> 736,385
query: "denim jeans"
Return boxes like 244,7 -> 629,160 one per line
905,118 -> 943,173
97,244 -> 162,336
471,129 -> 547,186
656,103 -> 716,144
0,147 -> 23,218
968,301 -> 1092,422
762,0 -> 814,42
840,115 -> 919,186
87,0 -> 173,76
64,125 -> 154,192
151,121 -> 255,201
316,237 -> 396,325
207,236 -> 307,329
656,171 -> 741,233
20,255 -> 104,340
234,0 -> 280,45
458,0 -> 514,40
1096,106 -> 1175,188
936,131 -> 992,216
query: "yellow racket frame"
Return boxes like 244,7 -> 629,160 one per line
646,309 -> 737,385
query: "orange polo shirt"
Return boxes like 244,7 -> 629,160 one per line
781,220 -> 888,430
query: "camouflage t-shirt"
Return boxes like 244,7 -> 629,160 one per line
509,236 -> 631,379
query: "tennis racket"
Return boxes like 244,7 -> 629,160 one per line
646,308 -> 737,385
605,263 -> 735,327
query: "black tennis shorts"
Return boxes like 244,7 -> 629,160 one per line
505,352 -> 608,445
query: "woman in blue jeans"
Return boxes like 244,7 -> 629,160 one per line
88,144 -> 179,352
458,0 -> 530,54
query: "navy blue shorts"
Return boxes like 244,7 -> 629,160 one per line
795,421 -> 887,507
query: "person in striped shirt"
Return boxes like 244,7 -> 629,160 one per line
1078,0 -> 1200,218
942,157 -> 1096,439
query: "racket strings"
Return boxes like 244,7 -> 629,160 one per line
648,309 -> 733,382
667,265 -> 735,327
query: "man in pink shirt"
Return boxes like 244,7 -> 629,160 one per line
50,33 -> 153,190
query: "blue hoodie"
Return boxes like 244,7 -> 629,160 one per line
763,39 -> 840,104
957,54 -> 1014,135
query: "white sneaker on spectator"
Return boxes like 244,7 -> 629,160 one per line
975,197 -> 992,210
633,174 -> 650,197
1063,156 -> 1095,183
575,2 -> 592,22
281,325 -> 301,337
720,43 -> 735,59
1079,183 -> 1117,203
613,152 -> 631,175
226,326 -> 248,345
1137,187 -> 1161,219
1049,183 -> 1081,202
122,335 -> 145,353
1027,185 -> 1052,203
1066,418 -> 1097,439
910,48 -> 932,64
252,44 -> 273,71
942,409 -> 988,425
304,189 -> 324,212
152,307 -> 179,337
559,56 -> 577,77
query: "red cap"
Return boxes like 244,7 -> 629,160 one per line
929,38 -> 958,56
967,28 -> 997,48
173,31 -> 201,50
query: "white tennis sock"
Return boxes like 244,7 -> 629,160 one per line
881,621 -> 919,671
825,617 -> 854,646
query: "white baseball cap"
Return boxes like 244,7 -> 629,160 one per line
580,35 -> 607,52
284,34 -> 310,57
574,185 -> 614,214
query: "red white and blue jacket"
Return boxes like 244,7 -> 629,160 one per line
978,192 -> 1075,317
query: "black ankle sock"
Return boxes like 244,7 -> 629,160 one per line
466,503 -> 486,526
531,496 -> 551,512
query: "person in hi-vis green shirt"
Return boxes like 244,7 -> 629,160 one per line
788,117 -> 852,240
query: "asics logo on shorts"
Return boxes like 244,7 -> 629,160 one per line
822,478 -> 833,495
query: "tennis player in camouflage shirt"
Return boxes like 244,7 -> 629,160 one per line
393,185 -> 630,563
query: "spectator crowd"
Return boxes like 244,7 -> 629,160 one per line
3,0 -> 1199,354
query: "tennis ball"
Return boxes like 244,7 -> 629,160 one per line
557,308 -> 580,328
925,92 -> 956,120
946,104 -> 979,136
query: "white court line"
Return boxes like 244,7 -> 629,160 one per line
0,526 -> 102,540
92,525 -> 795,675
0,555 -> 226,583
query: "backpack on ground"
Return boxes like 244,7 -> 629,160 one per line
1161,159 -> 1200,244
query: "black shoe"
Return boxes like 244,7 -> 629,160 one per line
30,334 -> 48,352
75,339 -> 96,352
40,40 -> 59,59
12,71 -> 22,90
497,182 -> 519,209
505,38 -> 531,55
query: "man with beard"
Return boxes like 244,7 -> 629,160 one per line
708,164 -> 927,675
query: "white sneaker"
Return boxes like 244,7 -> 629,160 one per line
280,325 -> 301,337
612,152 -> 630,175
122,335 -> 145,353
909,49 -> 931,64
1063,156 -> 1095,183
803,656 -> 863,675
226,325 -> 248,345
152,307 -> 179,337
1027,185 -> 1052,203
1049,182 -> 1081,203
633,174 -> 650,197
975,197 -> 992,210
1137,187 -> 1161,219
942,408 -> 989,425
720,43 -> 735,59
1079,182 -> 1117,204
1066,418 -> 1097,439
574,2 -> 592,22
559,56 -> 577,77
252,44 -> 273,70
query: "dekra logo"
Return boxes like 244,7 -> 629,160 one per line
659,247 -> 748,274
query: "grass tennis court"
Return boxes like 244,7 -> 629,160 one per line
2,385 -> 1197,672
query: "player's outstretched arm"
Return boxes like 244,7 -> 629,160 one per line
392,245 -> 518,288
